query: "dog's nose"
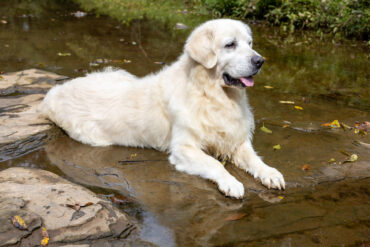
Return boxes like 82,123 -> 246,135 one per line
251,55 -> 264,68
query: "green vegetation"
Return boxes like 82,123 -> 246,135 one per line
71,0 -> 368,41
71,0 -> 208,28
201,0 -> 369,41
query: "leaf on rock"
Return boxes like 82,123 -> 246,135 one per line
110,195 -> 133,205
294,106 -> 303,110
279,100 -> 295,104
301,164 -> 310,171
41,227 -> 49,246
225,213 -> 247,221
273,144 -> 281,150
11,215 -> 28,230
66,202 -> 93,211
260,123 -> 272,134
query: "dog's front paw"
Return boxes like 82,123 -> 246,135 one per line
256,166 -> 285,190
218,176 -> 245,199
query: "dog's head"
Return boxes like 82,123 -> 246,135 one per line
185,19 -> 263,88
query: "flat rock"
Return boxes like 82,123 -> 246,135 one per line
0,69 -> 67,161
0,167 -> 135,246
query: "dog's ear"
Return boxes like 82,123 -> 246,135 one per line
185,28 -> 217,69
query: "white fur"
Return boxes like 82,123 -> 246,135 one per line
39,19 -> 285,198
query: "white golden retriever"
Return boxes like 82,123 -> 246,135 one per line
39,19 -> 285,198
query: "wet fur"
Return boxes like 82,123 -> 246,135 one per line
39,19 -> 285,198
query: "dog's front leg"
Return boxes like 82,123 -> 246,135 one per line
169,145 -> 244,198
232,141 -> 285,190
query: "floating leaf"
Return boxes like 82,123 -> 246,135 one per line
225,213 -> 247,221
131,41 -> 137,45
57,52 -> 71,56
41,227 -> 49,246
123,59 -> 131,63
340,122 -> 352,131
282,124 -> 290,128
344,154 -> 358,163
1,20 -> 7,24
329,158 -> 336,163
279,100 -> 295,104
260,123 -> 272,134
301,164 -> 310,171
322,120 -> 340,128
264,85 -> 274,89
278,196 -> 284,199
11,215 -> 28,230
130,153 -> 137,159
294,106 -> 303,110
273,144 -> 281,150
340,150 -> 350,157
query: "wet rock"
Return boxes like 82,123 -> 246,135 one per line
0,69 -> 67,161
0,167 -> 135,246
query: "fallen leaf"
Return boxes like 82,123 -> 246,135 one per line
294,105 -> 303,110
1,20 -> 7,24
322,120 -> 341,128
130,153 -> 137,159
221,160 -> 226,166
340,150 -> 350,157
301,164 -> 310,171
110,195 -> 133,205
329,158 -> 336,163
66,202 -> 93,211
225,213 -> 247,221
279,100 -> 295,104
38,62 -> 45,67
41,227 -> 49,246
273,144 -> 281,150
260,123 -> 272,134
11,215 -> 28,230
282,124 -> 290,128
131,41 -> 137,45
0,75 -> 3,80
340,122 -> 352,131
57,52 -> 71,56
278,196 -> 284,199
264,85 -> 273,89
344,154 -> 358,163
123,59 -> 131,63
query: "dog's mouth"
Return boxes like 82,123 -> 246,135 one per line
222,73 -> 254,88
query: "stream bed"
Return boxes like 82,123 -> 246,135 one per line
0,1 -> 369,246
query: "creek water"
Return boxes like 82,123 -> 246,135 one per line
1,1 -> 369,246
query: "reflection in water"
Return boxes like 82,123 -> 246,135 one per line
0,0 -> 369,246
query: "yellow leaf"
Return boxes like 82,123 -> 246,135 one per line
279,100 -> 295,104
130,153 -> 137,159
329,158 -> 336,163
221,160 -> 226,166
260,123 -> 272,134
264,85 -> 273,89
278,196 -> 284,199
330,120 -> 340,128
11,215 -> 27,230
282,124 -> 290,128
273,144 -> 281,150
294,106 -> 303,110
0,75 -> 3,80
344,154 -> 358,163
41,237 -> 49,246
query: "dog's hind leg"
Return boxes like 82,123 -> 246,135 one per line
169,144 -> 244,199
232,141 -> 285,190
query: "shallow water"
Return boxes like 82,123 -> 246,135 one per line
1,1 -> 369,246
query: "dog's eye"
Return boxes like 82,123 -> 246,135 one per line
225,41 -> 236,49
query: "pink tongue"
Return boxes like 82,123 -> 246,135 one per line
240,77 -> 254,87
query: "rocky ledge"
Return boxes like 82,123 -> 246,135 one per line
0,167 -> 143,247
